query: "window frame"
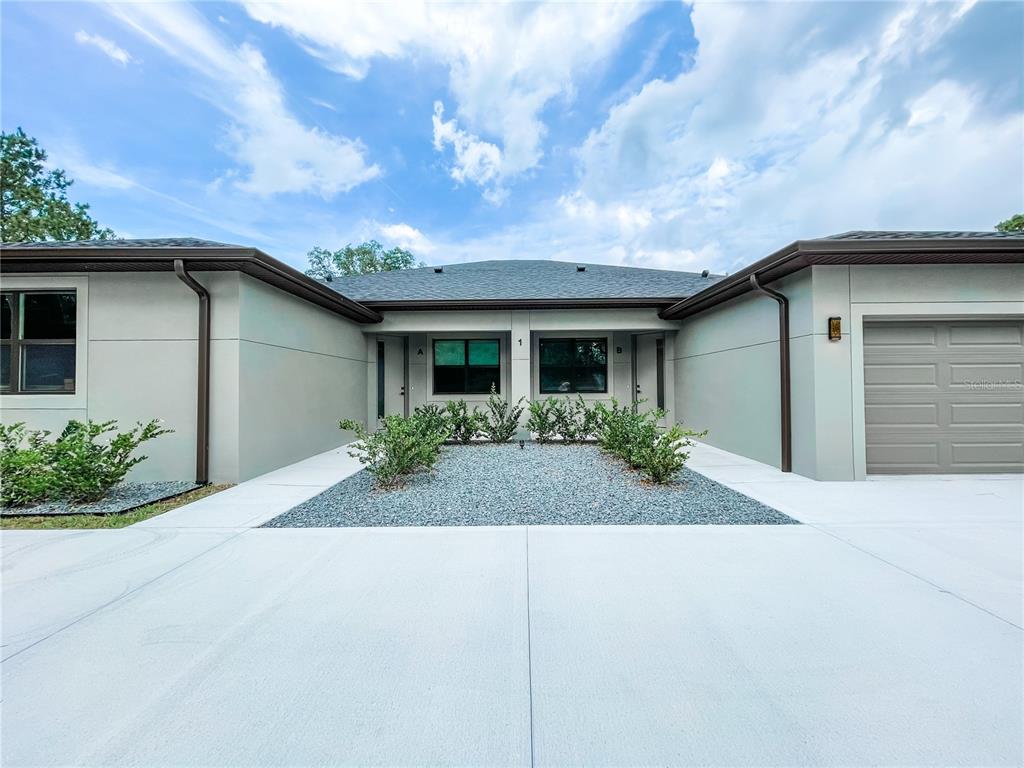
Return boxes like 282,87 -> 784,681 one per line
1,289 -> 78,395
538,337 -> 609,394
431,338 -> 501,396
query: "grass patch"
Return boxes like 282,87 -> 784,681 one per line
0,484 -> 232,530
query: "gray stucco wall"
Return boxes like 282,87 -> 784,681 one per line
672,263 -> 1024,480
2,270 -> 370,485
235,275 -> 367,480
1,271 -> 242,483
671,271 -> 815,473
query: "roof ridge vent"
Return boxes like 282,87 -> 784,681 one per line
433,266 -> 443,273
576,265 -> 586,272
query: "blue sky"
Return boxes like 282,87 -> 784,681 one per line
3,1 -> 1021,274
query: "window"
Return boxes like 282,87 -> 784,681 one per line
433,339 -> 500,395
539,338 -> 608,394
1,291 -> 77,394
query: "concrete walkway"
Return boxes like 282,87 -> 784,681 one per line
2,443 -> 1021,766
687,441 -> 1023,627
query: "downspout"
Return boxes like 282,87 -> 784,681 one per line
173,259 -> 210,484
749,274 -> 792,473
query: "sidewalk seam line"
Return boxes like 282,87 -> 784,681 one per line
1,529 -> 249,663
806,522 -> 1022,632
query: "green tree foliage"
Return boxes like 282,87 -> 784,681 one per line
995,214 -> 1024,233
305,239 -> 422,278
1,128 -> 114,242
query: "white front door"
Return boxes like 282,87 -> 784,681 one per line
376,336 -> 406,428
634,333 -> 666,423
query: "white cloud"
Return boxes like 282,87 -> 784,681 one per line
56,155 -> 137,191
556,0 -> 1024,272
432,102 -> 505,204
377,222 -> 436,255
242,1 -> 649,202
308,97 -> 338,112
378,2 -> 1019,277
106,3 -> 379,198
74,31 -> 133,66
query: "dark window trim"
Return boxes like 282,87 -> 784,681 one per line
538,337 -> 609,394
432,338 -> 501,395
1,289 -> 77,395
376,340 -> 385,419
655,337 -> 665,410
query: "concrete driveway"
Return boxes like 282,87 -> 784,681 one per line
2,445 -> 1021,767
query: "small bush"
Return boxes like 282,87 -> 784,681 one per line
444,400 -> 483,444
525,398 -> 558,442
412,403 -> 449,436
551,395 -> 600,442
480,385 -> 525,442
49,420 -> 174,503
593,398 -> 705,484
0,419 -> 173,506
630,425 -> 700,483
0,424 -> 53,506
340,412 -> 449,489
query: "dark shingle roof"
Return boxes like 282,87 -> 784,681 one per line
3,237 -> 244,249
323,260 -> 719,303
821,230 -> 1023,241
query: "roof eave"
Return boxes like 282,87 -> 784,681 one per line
359,297 -> 684,311
659,238 -> 1024,320
0,245 -> 382,324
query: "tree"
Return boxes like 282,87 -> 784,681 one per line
1,128 -> 114,243
305,240 -> 422,279
995,214 -> 1024,233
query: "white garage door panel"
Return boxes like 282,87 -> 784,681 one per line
864,320 -> 1024,474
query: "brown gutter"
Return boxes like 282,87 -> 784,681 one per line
749,274 -> 791,473
0,246 -> 382,324
173,260 -> 210,485
660,237 -> 1024,320
359,297 -> 682,311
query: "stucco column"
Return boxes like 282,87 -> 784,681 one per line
510,311 -> 531,422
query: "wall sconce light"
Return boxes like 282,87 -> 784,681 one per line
417,347 -> 423,355
615,346 -> 623,354
827,316 -> 842,341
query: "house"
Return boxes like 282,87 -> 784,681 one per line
1,232 -> 1021,483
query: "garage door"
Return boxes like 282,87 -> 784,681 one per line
864,319 -> 1024,474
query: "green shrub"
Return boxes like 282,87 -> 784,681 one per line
480,385 -> 525,442
593,398 -> 705,484
549,395 -> 599,442
631,425 -> 701,483
0,419 -> 173,506
525,398 -> 558,442
412,403 -> 449,436
444,400 -> 483,444
340,412 -> 449,489
48,420 -> 174,503
593,398 -> 647,456
0,424 -> 53,506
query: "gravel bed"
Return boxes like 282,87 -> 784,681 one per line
263,443 -> 796,527
0,481 -> 199,517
